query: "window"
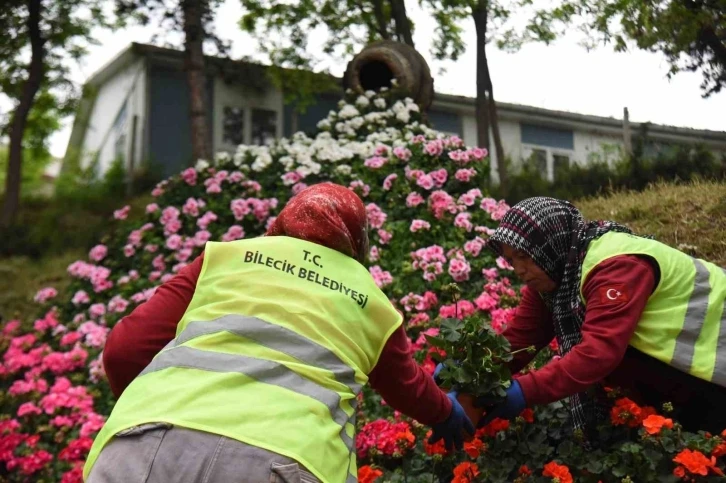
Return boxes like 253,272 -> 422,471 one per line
521,123 -> 574,150
553,154 -> 571,180
251,109 -> 277,146
223,107 -> 245,146
527,148 -> 548,177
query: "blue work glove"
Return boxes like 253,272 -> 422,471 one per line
477,380 -> 527,428
428,391 -> 475,451
433,363 -> 445,385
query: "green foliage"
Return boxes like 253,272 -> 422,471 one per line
495,143 -> 726,205
516,0 -> 726,96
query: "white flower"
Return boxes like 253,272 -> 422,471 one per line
390,78 -> 399,87
336,164 -> 352,175
374,98 -> 386,109
355,96 -> 370,107
195,159 -> 210,171
339,104 -> 360,119
365,90 -> 377,98
251,151 -> 273,172
335,122 -> 347,132
396,111 -> 411,123
317,119 -> 332,130
215,151 -> 231,163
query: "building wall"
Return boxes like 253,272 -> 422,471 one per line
213,77 -> 284,153
81,59 -> 147,175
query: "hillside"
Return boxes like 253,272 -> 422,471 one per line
578,180 -> 726,267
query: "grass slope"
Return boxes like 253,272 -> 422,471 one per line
578,180 -> 726,268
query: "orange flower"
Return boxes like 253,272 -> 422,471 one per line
423,430 -> 448,456
713,442 -> 726,458
463,437 -> 486,458
673,449 -> 725,477
673,466 -> 686,479
519,465 -> 533,476
395,429 -> 416,449
610,398 -> 649,428
358,465 -> 383,483
452,462 -> 480,483
642,414 -> 674,435
520,408 -> 535,423
542,461 -> 573,483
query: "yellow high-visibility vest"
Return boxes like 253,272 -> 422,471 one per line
84,236 -> 402,483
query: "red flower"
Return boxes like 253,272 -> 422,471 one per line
358,465 -> 383,483
642,414 -> 673,435
543,461 -> 573,483
463,437 -> 486,458
477,418 -> 510,437
519,465 -> 533,476
452,462 -> 480,483
520,408 -> 535,423
673,449 -> 725,477
423,430 -> 448,456
610,398 -> 656,428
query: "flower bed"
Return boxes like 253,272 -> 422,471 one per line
1,88 -> 725,482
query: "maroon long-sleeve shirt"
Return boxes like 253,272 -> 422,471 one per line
102,252 -> 453,425
505,254 -> 657,405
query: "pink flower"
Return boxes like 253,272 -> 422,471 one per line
455,168 -> 477,182
424,140 -> 443,156
470,147 -> 488,159
89,303 -> 105,318
194,230 -> 211,247
79,322 -> 110,347
482,268 -> 499,280
161,206 -> 180,225
107,295 -> 129,314
113,205 -> 130,220
458,188 -> 482,207
496,256 -> 514,270
123,244 -> 136,258
475,292 -> 499,311
464,238 -> 484,257
60,332 -> 83,346
33,310 -> 59,332
393,147 -> 412,161
145,203 -> 159,213
127,230 -> 143,246
405,167 -> 425,180
17,402 -> 42,417
349,180 -> 370,197
383,173 -> 398,191
3,320 -> 21,335
88,244 -> 107,262
229,171 -> 245,183
292,182 -> 308,195
164,219 -> 182,234
366,203 -> 387,229
406,192 -> 425,207
205,181 -> 222,194
80,412 -> 106,438
439,300 -> 476,319
166,234 -> 183,250
408,313 -> 431,327
369,246 -> 380,262
364,156 -> 387,169
378,230 -> 393,244
151,187 -> 164,197
181,167 -> 197,185
410,219 -> 431,232
282,171 -> 302,186
33,287 -> 57,304
491,308 -> 515,333
369,266 -> 393,288
448,256 -> 471,282
416,174 -> 435,190
222,225 -> 245,242
182,198 -> 204,217
430,169 -> 448,187
197,211 -> 218,230
454,212 -> 473,232
429,191 -> 458,219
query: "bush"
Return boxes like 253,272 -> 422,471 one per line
497,144 -> 725,205
1,88 -> 725,483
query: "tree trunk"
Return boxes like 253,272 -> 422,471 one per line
1,0 -> 44,227
389,0 -> 414,47
472,0 -> 507,192
182,0 -> 212,163
371,0 -> 390,39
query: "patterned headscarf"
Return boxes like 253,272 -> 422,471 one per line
266,182 -> 369,264
488,197 -> 642,435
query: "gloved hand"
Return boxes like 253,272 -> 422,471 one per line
477,380 -> 527,428
428,391 -> 475,451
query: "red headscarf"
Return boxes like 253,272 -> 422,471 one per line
266,182 -> 369,264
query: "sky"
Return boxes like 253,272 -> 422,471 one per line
43,0 -> 726,158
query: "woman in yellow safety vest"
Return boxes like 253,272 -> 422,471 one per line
84,182 -> 473,483
473,196 -> 726,437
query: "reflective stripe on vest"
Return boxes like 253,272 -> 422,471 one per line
141,314 -> 360,451
672,259 -> 712,374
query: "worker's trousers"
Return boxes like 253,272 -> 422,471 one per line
86,423 -> 320,483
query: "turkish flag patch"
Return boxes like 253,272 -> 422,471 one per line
599,285 -> 629,304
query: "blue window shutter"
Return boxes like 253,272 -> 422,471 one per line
521,123 -> 574,150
